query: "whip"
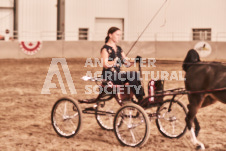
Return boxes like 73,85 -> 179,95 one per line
126,0 -> 168,56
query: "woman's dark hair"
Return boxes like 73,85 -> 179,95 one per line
105,27 -> 120,43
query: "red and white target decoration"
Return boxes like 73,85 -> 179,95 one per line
20,41 -> 42,55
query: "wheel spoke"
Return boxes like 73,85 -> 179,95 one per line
95,99 -> 120,130
156,100 -> 187,138
114,103 -> 150,147
130,129 -> 137,143
69,119 -> 77,130
51,98 -> 82,138
171,121 -> 175,134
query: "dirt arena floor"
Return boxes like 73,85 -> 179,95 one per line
0,58 -> 225,151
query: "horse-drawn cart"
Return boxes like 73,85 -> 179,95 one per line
51,75 -> 189,147
51,49 -> 226,149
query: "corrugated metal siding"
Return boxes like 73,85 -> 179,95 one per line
128,0 -> 165,41
0,0 -> 14,7
128,0 -> 226,41
0,9 -> 13,37
65,0 -> 128,40
94,18 -> 124,41
3,0 -> 226,41
0,0 -> 14,38
18,0 -> 57,41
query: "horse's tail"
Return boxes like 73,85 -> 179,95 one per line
182,49 -> 201,71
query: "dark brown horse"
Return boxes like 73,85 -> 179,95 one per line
183,49 -> 226,150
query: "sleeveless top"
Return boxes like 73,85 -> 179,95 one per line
100,45 -> 124,79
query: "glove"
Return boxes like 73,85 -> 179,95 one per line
135,55 -> 142,63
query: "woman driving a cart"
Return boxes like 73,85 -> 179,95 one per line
100,27 -> 145,102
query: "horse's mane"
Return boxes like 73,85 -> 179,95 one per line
182,49 -> 201,71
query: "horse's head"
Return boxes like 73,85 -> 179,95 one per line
182,49 -> 201,71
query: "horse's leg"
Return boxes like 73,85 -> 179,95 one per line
186,94 -> 205,150
193,95 -> 217,137
194,117 -> 200,137
201,95 -> 217,108
193,95 -> 216,137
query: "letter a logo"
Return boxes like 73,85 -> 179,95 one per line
41,58 -> 77,94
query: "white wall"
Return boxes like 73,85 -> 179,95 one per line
18,0 -> 57,41
0,0 -> 14,39
3,0 -> 226,41
128,0 -> 226,41
128,0 -> 165,41
0,0 -> 13,7
1,41 -> 226,61
64,0 -> 226,41
94,18 -> 124,41
64,0 -> 129,41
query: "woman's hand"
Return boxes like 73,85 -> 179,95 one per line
135,55 -> 142,63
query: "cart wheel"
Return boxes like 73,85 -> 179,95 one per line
95,97 -> 121,130
114,103 -> 150,147
156,99 -> 187,139
51,97 -> 82,138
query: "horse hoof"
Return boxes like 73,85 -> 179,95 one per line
196,145 -> 205,150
